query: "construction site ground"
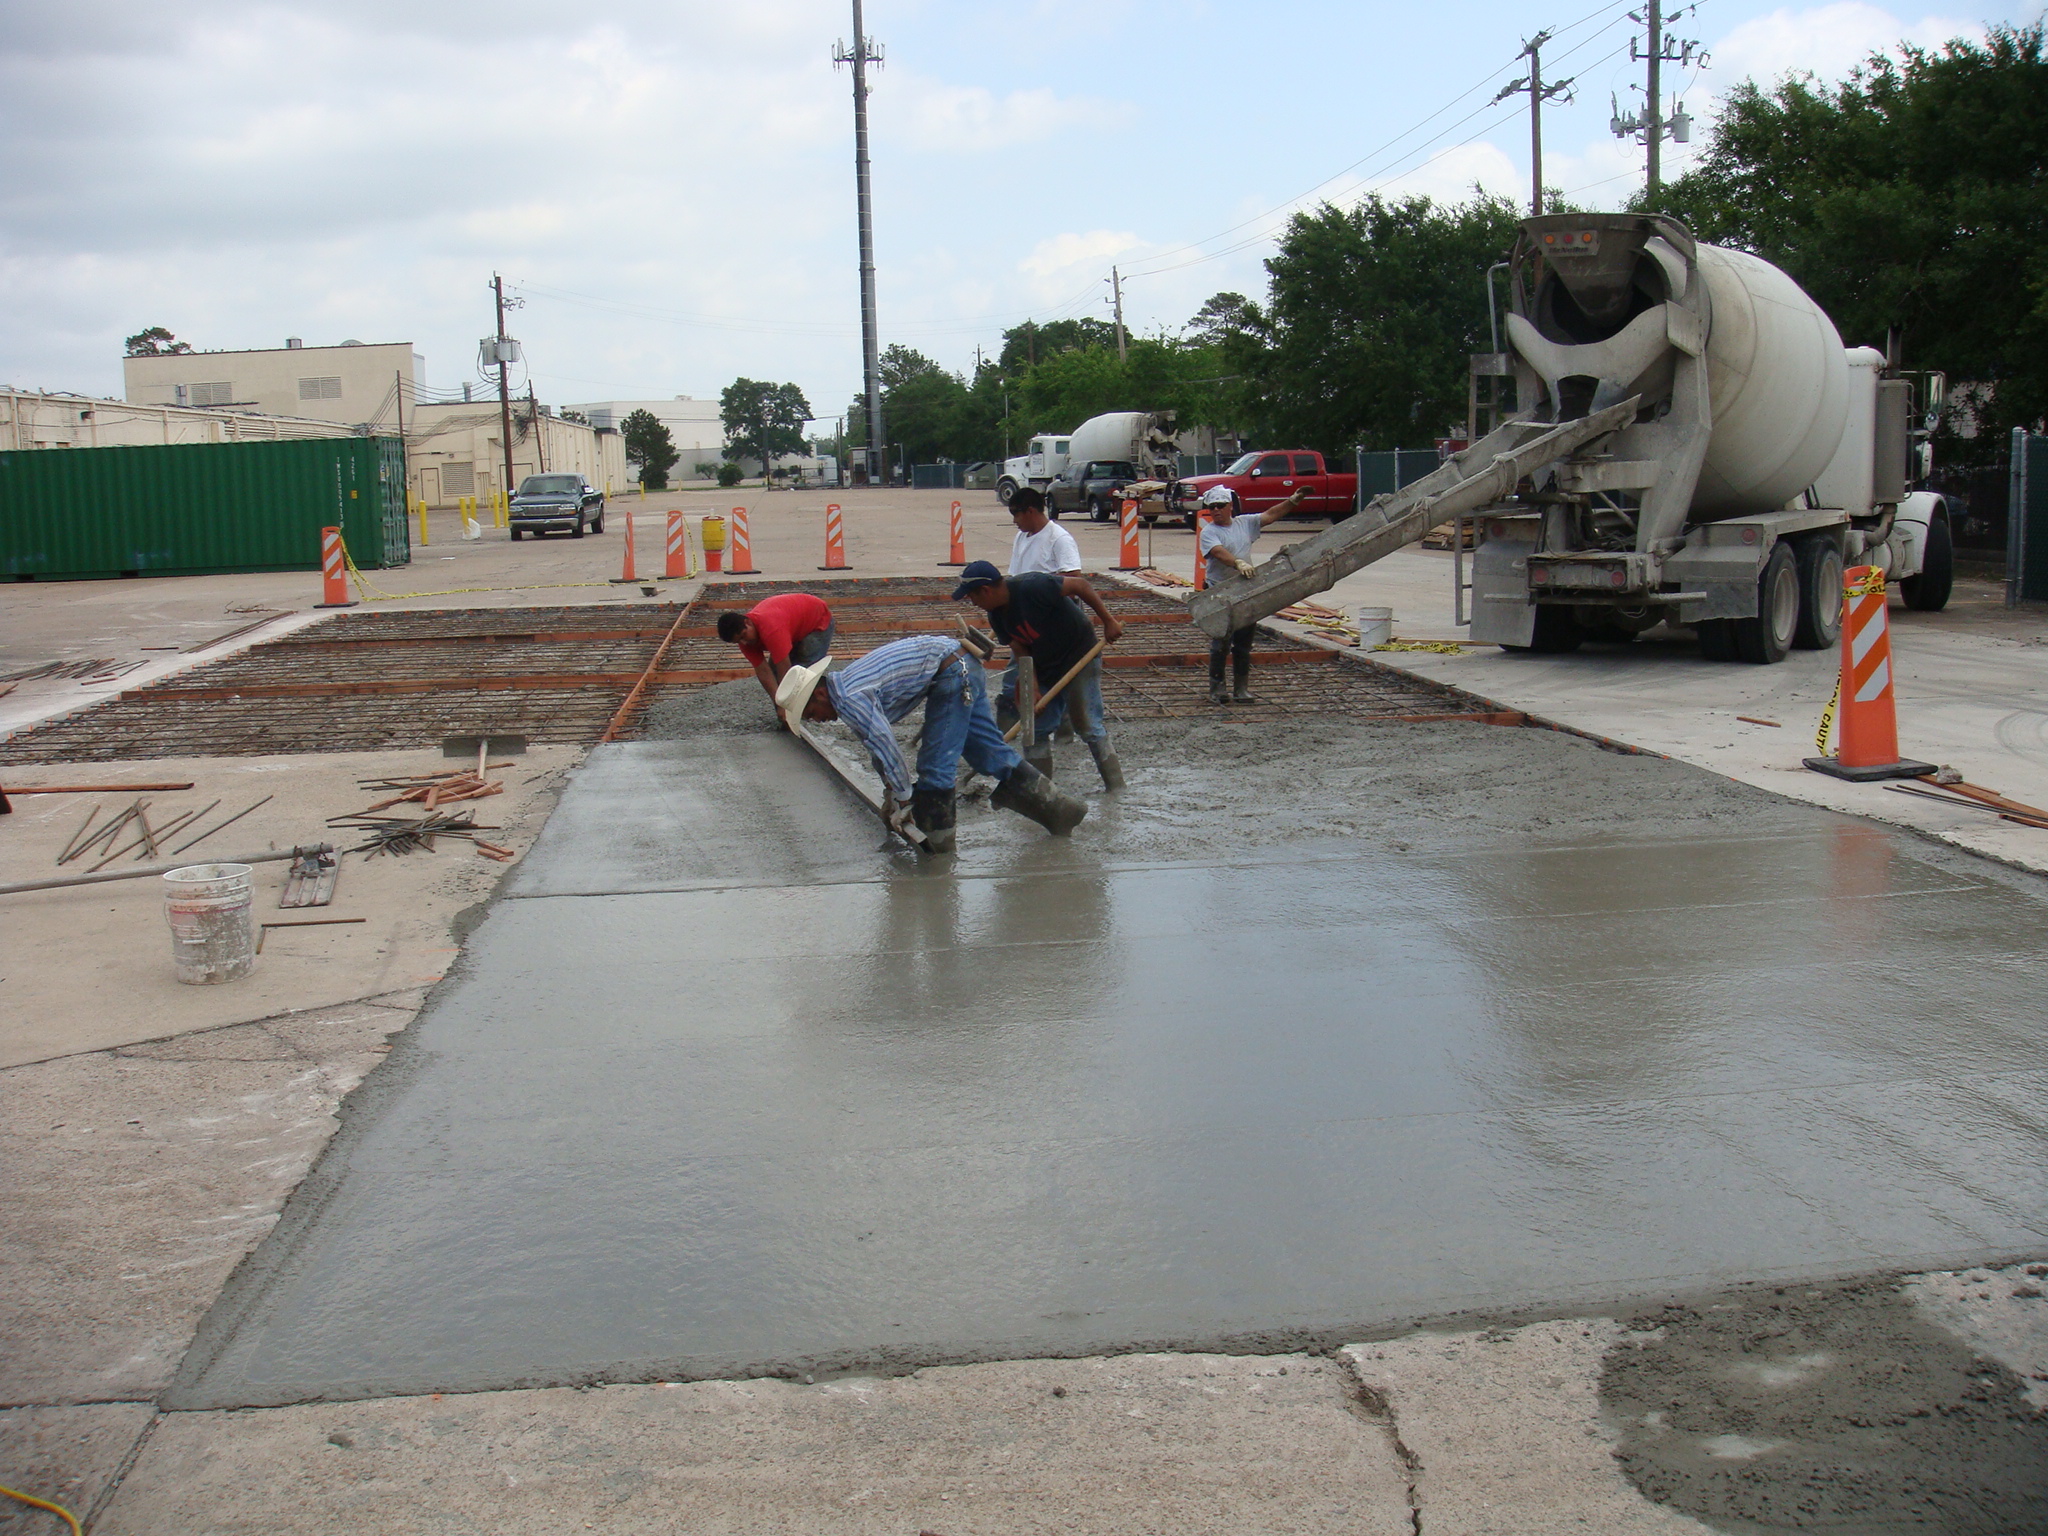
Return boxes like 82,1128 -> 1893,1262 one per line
4,488 -> 2045,1534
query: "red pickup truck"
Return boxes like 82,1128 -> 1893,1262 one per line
1168,450 -> 1357,526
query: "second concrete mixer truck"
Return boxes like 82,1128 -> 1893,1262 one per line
1190,213 -> 1953,663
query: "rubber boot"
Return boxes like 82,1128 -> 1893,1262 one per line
1025,739 -> 1054,779
1089,740 -> 1125,791
910,787 -> 956,854
990,761 -> 1087,836
1208,651 -> 1230,706
1232,655 -> 1259,704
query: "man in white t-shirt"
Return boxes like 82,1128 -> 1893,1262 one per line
1006,488 -> 1082,577
1196,482 -> 1307,704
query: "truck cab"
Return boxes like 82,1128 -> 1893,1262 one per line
996,436 -> 1071,505
1047,460 -> 1139,521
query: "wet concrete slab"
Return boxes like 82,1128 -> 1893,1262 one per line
170,741 -> 2048,1407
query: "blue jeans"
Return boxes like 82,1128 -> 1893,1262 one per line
1000,657 -> 1110,751
789,621 -> 835,667
917,657 -> 1019,792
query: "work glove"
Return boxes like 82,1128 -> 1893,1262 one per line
1233,558 -> 1256,579
882,793 -> 914,835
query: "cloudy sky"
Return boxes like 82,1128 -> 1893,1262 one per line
1,1 -> 2017,426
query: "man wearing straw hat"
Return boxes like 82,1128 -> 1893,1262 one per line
774,636 -> 1087,854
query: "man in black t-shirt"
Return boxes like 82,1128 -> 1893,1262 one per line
952,560 -> 1125,790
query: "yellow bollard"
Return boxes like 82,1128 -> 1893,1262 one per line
498,491 -> 508,528
417,496 -> 428,547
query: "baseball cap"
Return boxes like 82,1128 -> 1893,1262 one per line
1201,485 -> 1236,507
950,559 -> 1003,600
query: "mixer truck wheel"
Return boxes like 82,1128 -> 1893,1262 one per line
996,480 -> 1017,505
1900,516 -> 1953,611
1791,535 -> 1845,649
1734,542 -> 1798,664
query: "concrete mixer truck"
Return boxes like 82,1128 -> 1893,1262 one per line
995,411 -> 1180,507
1189,213 -> 1954,663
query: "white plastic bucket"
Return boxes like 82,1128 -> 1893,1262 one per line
1355,605 -> 1394,649
163,863 -> 255,984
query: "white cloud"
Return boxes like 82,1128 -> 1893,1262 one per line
1371,141 -> 1524,206
1712,3 -> 1984,87
887,80 -> 1125,153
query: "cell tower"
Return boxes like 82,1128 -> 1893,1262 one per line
833,2 -> 886,484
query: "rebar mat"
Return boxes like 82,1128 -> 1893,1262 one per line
0,577 -> 1483,761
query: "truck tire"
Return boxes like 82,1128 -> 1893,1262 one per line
591,506 -> 605,534
1900,515 -> 1954,611
1734,541 -> 1797,663
510,528 -> 524,541
1792,534 -> 1845,650
996,480 -> 1017,505
1695,619 -> 1738,661
1088,495 -> 1108,522
571,513 -> 586,538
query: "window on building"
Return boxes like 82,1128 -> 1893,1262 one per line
189,382 -> 234,406
298,377 -> 343,401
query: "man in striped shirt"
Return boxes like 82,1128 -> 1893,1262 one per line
776,634 -> 1087,852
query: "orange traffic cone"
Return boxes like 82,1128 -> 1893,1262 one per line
819,502 -> 850,570
938,499 -> 967,567
664,510 -> 690,578
1804,564 -> 1938,781
727,507 -> 756,573
1117,498 -> 1141,571
316,526 -> 357,608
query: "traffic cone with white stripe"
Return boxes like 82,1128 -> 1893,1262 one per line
1803,565 -> 1937,782
316,526 -> 356,608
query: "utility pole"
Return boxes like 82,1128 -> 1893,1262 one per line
1109,267 -> 1128,364
528,383 -> 547,472
833,2 -> 885,485
1493,32 -> 1574,215
1610,2 -> 1703,197
491,274 -> 517,500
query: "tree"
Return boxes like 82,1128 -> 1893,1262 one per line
721,378 -> 814,474
879,345 -> 971,465
1254,193 -> 1522,452
124,326 -> 192,357
620,409 -> 679,490
996,317 -> 1118,374
1646,23 -> 2048,461
559,409 -> 589,426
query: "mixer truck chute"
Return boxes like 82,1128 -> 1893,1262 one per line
1188,213 -> 1951,661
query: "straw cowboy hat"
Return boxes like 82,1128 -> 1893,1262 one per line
773,655 -> 833,728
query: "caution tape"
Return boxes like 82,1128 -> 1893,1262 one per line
1846,565 -> 1887,599
340,539 -> 614,603
1815,674 -> 1840,754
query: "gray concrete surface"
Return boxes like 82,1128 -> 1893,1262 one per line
167,708 -> 2048,1408
0,1403 -> 157,1534
1,998 -> 414,1407
0,747 -> 575,1067
102,1353 -> 1417,1535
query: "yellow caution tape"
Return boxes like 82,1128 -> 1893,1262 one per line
1815,674 -> 1840,754
341,539 -> 615,603
1846,566 -> 1887,599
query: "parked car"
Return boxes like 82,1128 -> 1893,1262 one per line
1046,459 -> 1140,521
1168,450 -> 1358,527
509,474 -> 605,540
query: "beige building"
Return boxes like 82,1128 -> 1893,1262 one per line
124,339 -> 422,426
567,397 -> 727,477
406,400 -> 627,508
2,388 -> 354,451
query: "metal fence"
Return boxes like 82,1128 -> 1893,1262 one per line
1355,448 -> 1440,503
2009,430 -> 2048,605
1176,454 -> 1220,478
910,463 -> 969,490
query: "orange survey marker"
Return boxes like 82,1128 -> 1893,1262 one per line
1117,498 -> 1141,571
664,510 -> 690,578
939,499 -> 967,567
1804,564 -> 1938,782
820,502 -> 850,570
610,499 -> 638,583
317,526 -> 356,608
727,506 -> 756,573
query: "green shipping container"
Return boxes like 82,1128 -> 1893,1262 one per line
0,435 -> 411,581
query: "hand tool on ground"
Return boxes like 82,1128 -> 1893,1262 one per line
0,844 -> 336,897
1003,640 -> 1106,743
279,845 -> 340,906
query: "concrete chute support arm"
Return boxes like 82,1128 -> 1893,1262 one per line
1186,398 -> 1641,641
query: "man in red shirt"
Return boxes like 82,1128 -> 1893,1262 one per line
717,592 -> 836,716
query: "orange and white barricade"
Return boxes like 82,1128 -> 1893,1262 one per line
611,499 -> 638,582
664,509 -> 691,578
727,507 -> 756,573
820,502 -> 850,570
1804,564 -> 1937,781
317,526 -> 356,608
940,499 -> 967,567
1117,498 -> 1141,571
